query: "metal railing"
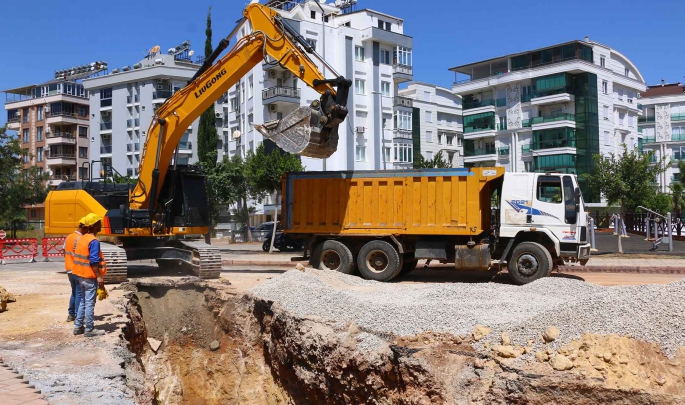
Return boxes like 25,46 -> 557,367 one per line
393,96 -> 413,108
639,116 -> 655,123
522,118 -> 532,127
534,138 -> 576,149
49,175 -> 75,181
531,113 -> 575,125
672,114 -> 685,121
100,145 -> 112,154
46,132 -> 74,139
46,152 -> 76,159
464,147 -> 496,157
464,123 -> 496,133
644,136 -> 656,143
392,64 -> 413,75
100,122 -> 112,130
262,86 -> 300,100
392,129 -> 412,139
153,90 -> 172,100
7,116 -> 20,123
48,111 -> 75,118
497,122 -> 507,131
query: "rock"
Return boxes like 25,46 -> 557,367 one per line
630,369 -> 638,375
147,337 -> 162,353
472,325 -> 491,341
474,358 -> 486,369
501,332 -> 511,346
546,349 -> 554,355
491,345 -> 519,358
295,263 -> 306,271
619,357 -> 628,364
210,340 -> 221,351
603,352 -> 612,362
542,326 -> 560,343
656,375 -> 667,386
535,351 -> 549,362
549,354 -> 574,371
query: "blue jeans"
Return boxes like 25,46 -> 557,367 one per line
74,276 -> 97,331
67,273 -> 82,318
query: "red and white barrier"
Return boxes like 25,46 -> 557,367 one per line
42,237 -> 66,262
0,238 -> 38,264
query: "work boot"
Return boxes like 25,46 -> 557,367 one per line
66,315 -> 75,322
73,327 -> 85,335
84,329 -> 105,337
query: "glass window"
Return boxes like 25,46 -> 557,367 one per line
563,176 -> 577,224
36,126 -> 43,141
423,91 -> 431,102
381,81 -> 390,97
355,46 -> 365,61
426,151 -> 433,160
602,81 -> 608,94
425,130 -> 433,143
383,147 -> 391,162
355,79 -> 365,95
310,10 -> 316,19
536,176 -> 563,204
306,38 -> 317,51
625,68 -> 629,77
446,135 -> 454,146
22,128 -> 29,143
248,77 -> 253,99
394,110 -> 412,130
393,46 -> 412,66
22,108 -> 29,123
79,126 -> 88,138
425,111 -> 432,122
79,147 -> 88,158
23,148 -> 30,163
377,19 -> 384,29
37,106 -> 43,121
380,49 -> 390,64
355,145 -> 366,161
604,131 -> 610,145
37,147 -> 43,162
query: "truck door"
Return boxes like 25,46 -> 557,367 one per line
530,174 -> 575,240
501,173 -> 534,226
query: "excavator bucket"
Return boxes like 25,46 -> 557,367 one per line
254,106 -> 339,159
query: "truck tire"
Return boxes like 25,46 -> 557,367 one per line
312,240 -> 355,275
357,240 -> 401,281
508,242 -> 553,285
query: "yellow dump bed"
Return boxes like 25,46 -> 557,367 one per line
282,167 -> 504,236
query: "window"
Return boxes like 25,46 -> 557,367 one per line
310,10 -> 316,19
394,46 -> 412,66
625,68 -> 629,77
355,145 -> 366,161
447,151 -> 455,164
248,77 -> 253,99
230,97 -> 239,112
446,135 -> 454,146
248,113 -> 254,127
22,128 -> 29,143
381,81 -> 390,97
380,49 -> 390,65
355,79 -> 366,95
426,151 -> 433,160
355,46 -> 365,62
77,106 -> 87,117
603,105 -> 609,120
602,80 -> 608,94
425,130 -> 433,143
37,106 -> 43,121
383,147 -> 391,162
79,126 -> 88,138
562,176 -> 577,224
423,91 -> 431,102
385,22 -> 391,31
342,21 -> 351,27
393,143 -> 413,163
306,38 -> 317,51
79,167 -> 88,180
536,176 -> 563,204
438,133 -> 443,145
36,147 -> 43,162
36,126 -> 43,142
79,147 -> 88,158
604,131 -> 611,146
619,112 -> 625,126
377,19 -> 384,29
394,110 -> 412,130
22,108 -> 29,123
425,111 -> 432,122
23,149 -> 29,163
600,56 -> 606,68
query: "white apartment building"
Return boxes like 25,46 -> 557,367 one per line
399,82 -> 463,167
83,52 -> 211,178
450,38 -> 646,204
220,0 -> 414,172
638,81 -> 685,192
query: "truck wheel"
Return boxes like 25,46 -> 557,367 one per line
312,240 -> 355,275
508,242 -> 553,285
262,241 -> 270,252
357,240 -> 401,281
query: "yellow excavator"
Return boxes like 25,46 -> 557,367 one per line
44,3 -> 350,282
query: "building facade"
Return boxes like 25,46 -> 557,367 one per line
638,82 -> 685,192
83,53 -> 212,178
450,38 -> 646,203
399,82 -> 463,167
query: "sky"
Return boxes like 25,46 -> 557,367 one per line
1,0 -> 684,130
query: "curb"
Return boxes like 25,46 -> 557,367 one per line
222,259 -> 308,268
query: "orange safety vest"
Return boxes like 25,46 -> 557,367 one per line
63,231 -> 82,273
72,234 -> 107,279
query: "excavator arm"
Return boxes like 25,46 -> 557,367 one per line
130,3 -> 350,210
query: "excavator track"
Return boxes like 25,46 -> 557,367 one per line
179,240 -> 222,279
101,243 -> 128,284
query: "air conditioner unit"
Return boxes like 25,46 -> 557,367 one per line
269,104 -> 278,112
215,112 -> 223,118
44,107 -> 50,113
356,126 -> 365,133
269,70 -> 277,78
45,128 -> 50,133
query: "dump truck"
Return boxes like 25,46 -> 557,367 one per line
282,167 -> 591,285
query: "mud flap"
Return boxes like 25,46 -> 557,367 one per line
254,106 -> 339,159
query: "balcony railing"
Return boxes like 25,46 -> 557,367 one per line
46,152 -> 76,159
498,147 -> 510,155
521,93 -> 533,103
49,175 -> 75,181
48,111 -> 75,118
7,116 -> 20,123
531,113 -> 575,125
178,141 -> 192,150
644,136 -> 656,143
100,122 -> 112,130
393,129 -> 412,139
393,96 -> 413,108
672,114 -> 685,121
521,145 -> 532,153
463,99 -> 495,110
126,95 -> 140,104
46,132 -> 74,139
262,86 -> 300,100
100,145 -> 112,154
127,118 -> 140,127
637,103 -> 643,110
638,127 -> 643,133
392,64 -> 413,75
496,98 -> 506,107
534,138 -> 576,150
497,122 -> 507,131
531,87 -> 574,99
153,90 -> 172,100
522,118 -> 532,128
464,122 -> 496,133
464,147 -> 496,157
100,98 -> 112,107
639,116 -> 655,123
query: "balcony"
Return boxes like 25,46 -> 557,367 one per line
615,96 -> 641,113
127,118 -> 140,128
521,145 -> 532,155
531,113 -> 576,130
46,111 -> 83,125
496,122 -> 507,131
498,147 -> 510,156
100,145 -> 113,154
262,86 -> 300,104
464,147 -> 497,163
152,90 -> 172,103
644,136 -> 656,143
393,161 -> 413,169
522,118 -> 532,128
393,129 -> 412,140
46,151 -> 76,165
7,116 -> 21,129
393,96 -> 413,108
521,93 -> 533,103
178,141 -> 192,151
530,88 -> 574,106
126,95 -> 140,104
639,116 -> 655,123
463,98 -> 495,111
126,143 -> 140,153
100,122 -> 112,131
392,64 -> 413,83
46,132 -> 76,145
49,175 -> 76,181
100,98 -> 112,108
672,114 -> 685,122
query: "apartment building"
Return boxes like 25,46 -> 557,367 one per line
638,81 -> 685,192
399,82 -> 463,167
83,52 -> 208,178
450,38 -> 646,204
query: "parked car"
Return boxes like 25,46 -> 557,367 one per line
262,230 -> 303,252
254,221 -> 281,233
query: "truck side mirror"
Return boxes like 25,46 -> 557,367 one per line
574,188 -> 581,212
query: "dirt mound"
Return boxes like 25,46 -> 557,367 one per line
0,286 -> 16,312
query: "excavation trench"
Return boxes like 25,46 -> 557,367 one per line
121,279 -> 685,404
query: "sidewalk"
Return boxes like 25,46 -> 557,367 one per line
0,357 -> 46,405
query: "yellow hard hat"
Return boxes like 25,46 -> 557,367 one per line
83,213 -> 102,226
78,217 -> 86,226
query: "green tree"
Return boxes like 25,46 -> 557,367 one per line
197,6 -> 219,168
210,154 -> 253,240
414,150 -> 452,169
0,125 -> 49,237
245,144 -> 304,252
585,145 -> 666,253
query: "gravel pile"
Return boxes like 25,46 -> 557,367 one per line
250,269 -> 685,357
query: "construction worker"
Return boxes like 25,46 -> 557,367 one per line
64,217 -> 86,322
72,213 -> 107,337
